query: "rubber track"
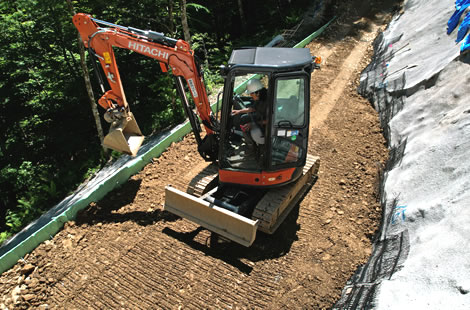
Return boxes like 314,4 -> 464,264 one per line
252,155 -> 320,233
171,162 -> 218,197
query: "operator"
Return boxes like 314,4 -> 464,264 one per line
231,79 -> 267,145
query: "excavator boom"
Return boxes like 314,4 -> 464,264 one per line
73,13 -> 217,156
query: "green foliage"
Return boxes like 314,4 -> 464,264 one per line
1,161 -> 54,233
191,32 -> 229,93
0,232 -> 10,246
187,3 -> 210,14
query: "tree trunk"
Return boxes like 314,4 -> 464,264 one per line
237,0 -> 247,34
277,0 -> 284,22
66,0 -> 107,153
168,0 -> 175,36
180,0 -> 191,44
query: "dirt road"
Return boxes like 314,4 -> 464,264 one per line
1,1 -> 398,308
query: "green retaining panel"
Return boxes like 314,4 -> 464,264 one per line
0,121 -> 192,275
294,16 -> 336,48
0,17 -> 334,275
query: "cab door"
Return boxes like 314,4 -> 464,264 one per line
268,73 -> 310,170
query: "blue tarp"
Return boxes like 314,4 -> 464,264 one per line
448,0 -> 470,52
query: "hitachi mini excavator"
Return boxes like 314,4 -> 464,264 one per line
73,13 -> 320,246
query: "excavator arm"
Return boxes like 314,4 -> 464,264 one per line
73,13 -> 218,158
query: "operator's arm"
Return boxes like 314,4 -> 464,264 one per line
232,107 -> 255,115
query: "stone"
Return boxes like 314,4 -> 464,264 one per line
23,294 -> 35,302
20,264 -> 35,275
17,275 -> 25,285
11,286 -> 22,304
28,278 -> 39,289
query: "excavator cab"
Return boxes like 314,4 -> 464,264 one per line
218,47 -> 314,187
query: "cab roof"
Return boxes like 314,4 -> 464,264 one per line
228,47 -> 312,70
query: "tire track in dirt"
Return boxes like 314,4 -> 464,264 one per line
310,24 -> 381,130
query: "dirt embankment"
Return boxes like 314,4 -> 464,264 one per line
0,1 -> 400,309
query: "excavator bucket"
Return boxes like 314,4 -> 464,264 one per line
103,112 -> 145,156
164,186 -> 259,247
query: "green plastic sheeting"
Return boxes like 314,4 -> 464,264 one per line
0,17 -> 335,275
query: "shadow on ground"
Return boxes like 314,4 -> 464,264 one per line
75,179 -> 179,226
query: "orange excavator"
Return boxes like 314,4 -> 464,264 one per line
73,13 -> 320,246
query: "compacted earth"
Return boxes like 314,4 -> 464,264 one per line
0,1 -> 401,308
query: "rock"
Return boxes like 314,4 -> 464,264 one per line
62,238 -> 73,250
458,280 -> 470,294
23,294 -> 35,302
28,278 -> 39,289
3,298 -> 12,306
20,264 -> 35,275
11,286 -> 22,304
17,275 -> 25,285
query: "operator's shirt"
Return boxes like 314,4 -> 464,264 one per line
247,99 -> 267,124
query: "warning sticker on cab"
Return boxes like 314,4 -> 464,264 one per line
287,130 -> 299,137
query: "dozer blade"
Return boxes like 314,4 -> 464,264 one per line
103,112 -> 145,156
164,186 -> 259,247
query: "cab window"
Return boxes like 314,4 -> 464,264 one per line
273,78 -> 306,127
270,76 -> 308,167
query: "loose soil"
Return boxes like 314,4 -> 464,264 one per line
1,1 -> 400,308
